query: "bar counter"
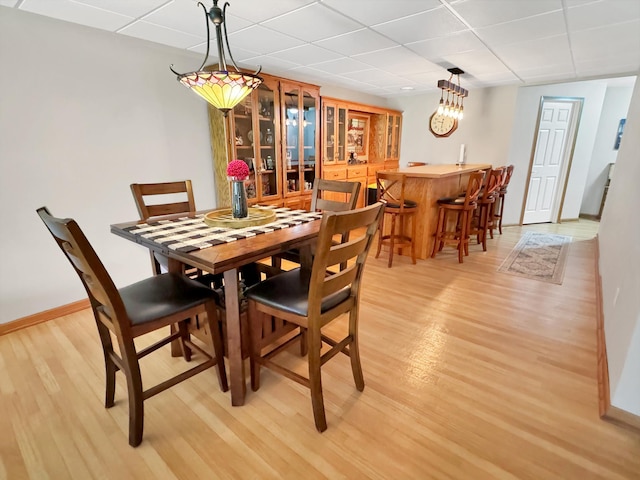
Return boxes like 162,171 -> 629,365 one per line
386,163 -> 491,260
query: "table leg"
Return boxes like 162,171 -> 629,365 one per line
224,268 -> 246,406
168,257 -> 186,357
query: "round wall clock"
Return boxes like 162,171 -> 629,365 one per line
429,112 -> 458,138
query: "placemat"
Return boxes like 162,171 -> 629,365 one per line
123,206 -> 323,253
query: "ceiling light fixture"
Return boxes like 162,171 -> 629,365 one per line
436,67 -> 468,121
170,1 -> 263,115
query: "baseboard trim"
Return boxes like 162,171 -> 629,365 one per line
0,299 -> 90,336
594,234 -> 640,434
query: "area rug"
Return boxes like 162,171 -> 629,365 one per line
497,231 -> 572,284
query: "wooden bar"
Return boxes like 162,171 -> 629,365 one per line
387,164 -> 492,259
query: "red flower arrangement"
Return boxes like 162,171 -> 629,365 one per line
227,159 -> 250,181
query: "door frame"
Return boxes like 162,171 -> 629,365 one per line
520,96 -> 584,224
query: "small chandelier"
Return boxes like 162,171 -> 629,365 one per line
436,67 -> 468,120
170,1 -> 263,115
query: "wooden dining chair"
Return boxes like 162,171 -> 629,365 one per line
375,171 -> 418,267
272,178 -> 361,270
246,202 -> 384,432
37,206 -> 228,447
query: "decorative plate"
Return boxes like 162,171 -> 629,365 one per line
203,208 -> 276,229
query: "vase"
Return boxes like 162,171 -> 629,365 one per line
231,179 -> 248,219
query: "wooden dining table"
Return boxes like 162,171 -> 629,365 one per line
111,207 -> 322,406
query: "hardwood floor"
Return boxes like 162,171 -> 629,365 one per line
2,220 -> 639,479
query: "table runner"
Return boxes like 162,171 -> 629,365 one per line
122,206 -> 323,253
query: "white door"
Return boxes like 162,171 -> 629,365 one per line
523,101 -> 574,224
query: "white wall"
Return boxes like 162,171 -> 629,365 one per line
0,8 -> 217,323
598,79 -> 640,416
389,86 -> 519,169
580,85 -> 635,216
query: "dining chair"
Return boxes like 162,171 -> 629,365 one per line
431,171 -> 485,263
246,202 -> 384,432
375,171 -> 418,267
37,206 -> 228,447
272,177 -> 361,270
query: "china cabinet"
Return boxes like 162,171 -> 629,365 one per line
209,72 -> 319,210
321,97 -> 402,208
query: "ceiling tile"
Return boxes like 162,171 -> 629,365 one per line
141,2 -> 253,37
262,3 -> 362,42
20,0 -> 133,31
72,0 -> 168,18
570,19 -> 640,63
406,30 -> 485,58
274,44 -> 342,65
223,0 -> 316,23
226,25 -> 305,55
476,10 -> 566,46
567,0 -> 640,32
452,0 -> 562,28
310,57 -> 373,75
315,29 -> 397,56
492,35 -> 573,72
320,0 -> 441,26
119,20 -> 203,49
354,46 -> 442,75
372,6 -> 468,44
441,48 -> 510,77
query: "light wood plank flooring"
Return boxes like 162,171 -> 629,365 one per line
1,220 -> 639,479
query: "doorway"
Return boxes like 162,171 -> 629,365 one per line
522,96 -> 583,224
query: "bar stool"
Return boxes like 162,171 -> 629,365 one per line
375,171 -> 417,267
493,165 -> 514,235
468,168 -> 503,251
431,171 -> 485,263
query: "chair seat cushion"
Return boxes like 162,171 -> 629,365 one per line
384,199 -> 418,209
119,273 -> 218,326
438,196 -> 466,205
245,268 -> 350,317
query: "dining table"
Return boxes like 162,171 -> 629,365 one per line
111,206 -> 323,406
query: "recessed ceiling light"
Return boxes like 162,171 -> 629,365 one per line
400,86 -> 414,90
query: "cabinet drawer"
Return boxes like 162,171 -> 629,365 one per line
347,166 -> 367,178
323,168 -> 346,180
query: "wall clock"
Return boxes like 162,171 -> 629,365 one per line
429,112 -> 458,138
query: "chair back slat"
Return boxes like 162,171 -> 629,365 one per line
131,180 -> 196,221
308,203 -> 383,315
37,207 -> 126,332
311,178 -> 360,212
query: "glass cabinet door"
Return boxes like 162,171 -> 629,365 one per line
302,90 -> 317,194
283,87 -> 301,195
386,114 -> 393,159
324,104 -> 335,164
337,106 -> 347,163
256,81 -> 279,201
392,114 -> 401,159
229,95 -> 258,200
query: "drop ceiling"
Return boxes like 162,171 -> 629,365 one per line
3,0 -> 639,98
